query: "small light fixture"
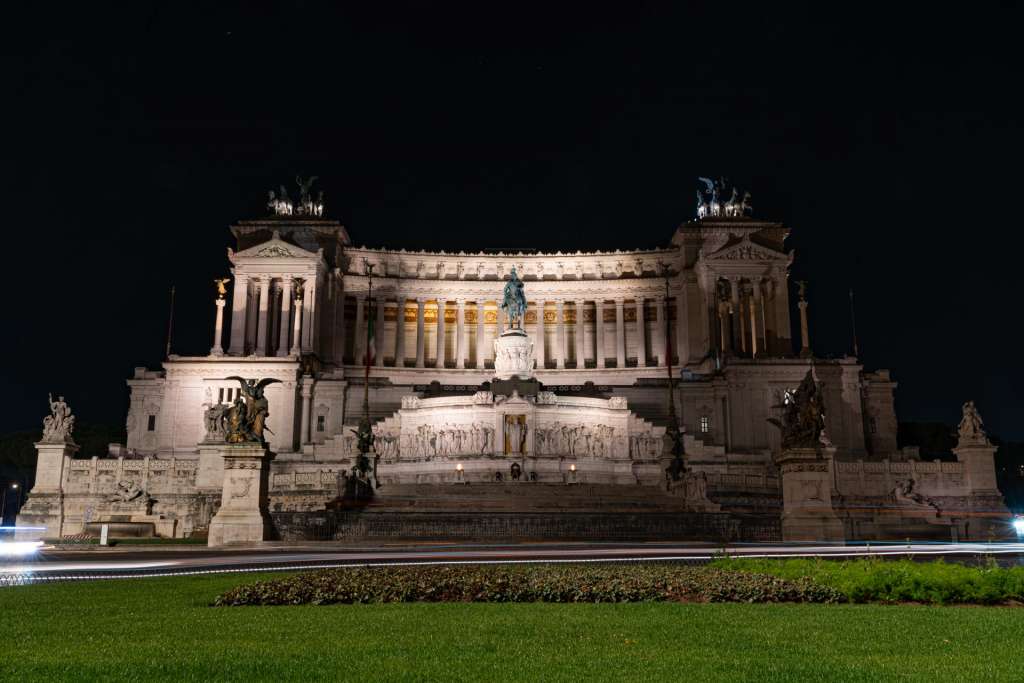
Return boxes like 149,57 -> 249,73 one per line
1013,516 -> 1024,536
10,483 -> 17,490
455,463 -> 464,483
569,464 -> 576,472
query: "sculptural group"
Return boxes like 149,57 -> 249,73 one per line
696,177 -> 752,219
767,369 -> 827,450
223,377 -> 281,444
42,393 -> 75,443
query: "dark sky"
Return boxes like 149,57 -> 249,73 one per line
3,3 -> 1023,439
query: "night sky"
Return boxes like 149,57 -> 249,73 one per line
4,4 -> 1022,439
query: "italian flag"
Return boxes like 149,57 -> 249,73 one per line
365,306 -> 376,366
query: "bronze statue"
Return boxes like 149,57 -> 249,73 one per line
767,369 -> 826,450
223,377 -> 281,444
213,278 -> 230,299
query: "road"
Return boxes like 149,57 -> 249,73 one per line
3,541 -> 1024,583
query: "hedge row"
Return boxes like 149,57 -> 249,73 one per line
714,557 -> 1024,605
214,563 -> 841,606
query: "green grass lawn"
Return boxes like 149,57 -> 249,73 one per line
2,572 -> 1023,682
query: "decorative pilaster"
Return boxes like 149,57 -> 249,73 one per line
276,278 -> 292,357
211,299 -> 226,356
299,376 -> 314,445
635,298 -> 646,367
255,277 -> 270,356
535,299 -> 546,369
436,298 -> 447,368
228,273 -> 248,355
476,300 -> 486,368
415,298 -> 426,368
395,297 -> 407,367
555,299 -> 565,369
456,299 -> 466,369
615,299 -> 626,368
728,276 -> 740,357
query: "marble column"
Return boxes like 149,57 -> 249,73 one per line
574,301 -> 585,368
635,298 -> 646,367
655,297 -> 667,366
754,280 -> 767,356
255,277 -> 270,356
228,274 -> 248,355
353,295 -> 366,365
300,377 -> 314,445
395,297 -> 407,367
615,299 -> 626,368
333,274 -> 346,364
750,283 -> 761,357
290,294 -> 302,355
676,282 -> 690,364
595,299 -> 607,368
211,298 -> 226,356
555,299 -> 565,369
375,297 -> 386,367
476,300 -> 486,368
435,298 -> 447,368
456,299 -> 466,369
415,298 -> 426,368
301,279 -> 316,353
276,279 -> 293,357
535,299 -> 546,369
773,271 -> 792,354
729,278 -> 740,356
798,289 -> 811,358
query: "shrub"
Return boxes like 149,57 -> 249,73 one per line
712,557 -> 1024,605
214,564 -> 842,606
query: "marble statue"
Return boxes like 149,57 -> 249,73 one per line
957,401 -> 989,445
109,479 -> 148,504
42,393 -> 75,443
203,403 -> 228,441
501,267 -> 527,329
224,377 -> 281,444
892,478 -> 939,513
767,369 -> 826,450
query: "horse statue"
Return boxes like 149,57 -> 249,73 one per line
501,267 -> 527,330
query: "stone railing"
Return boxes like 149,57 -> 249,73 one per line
63,455 -> 199,494
834,459 -> 967,497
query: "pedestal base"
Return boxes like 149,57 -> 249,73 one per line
207,443 -> 273,547
777,446 -> 844,543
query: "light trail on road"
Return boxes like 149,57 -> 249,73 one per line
3,542 -> 1024,584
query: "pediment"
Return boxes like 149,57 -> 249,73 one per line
231,231 -> 321,261
705,235 -> 786,262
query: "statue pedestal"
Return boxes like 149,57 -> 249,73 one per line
493,329 -> 534,380
777,446 -> 844,543
953,441 -> 1000,496
16,440 -> 79,540
208,444 -> 273,547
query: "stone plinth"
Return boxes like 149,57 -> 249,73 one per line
15,440 -> 79,540
953,441 -> 1000,496
493,329 -> 534,380
208,443 -> 273,547
777,446 -> 844,543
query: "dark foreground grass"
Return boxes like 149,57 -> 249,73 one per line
3,571 -> 1024,682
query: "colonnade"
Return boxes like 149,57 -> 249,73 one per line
227,274 -> 314,357
344,295 -> 689,370
712,275 -> 784,358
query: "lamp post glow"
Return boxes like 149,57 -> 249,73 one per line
1013,516 -> 1024,536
